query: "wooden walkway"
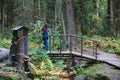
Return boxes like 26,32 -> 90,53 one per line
97,51 -> 120,68
47,50 -> 120,68
39,34 -> 120,68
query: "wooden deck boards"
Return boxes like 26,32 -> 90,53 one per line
97,51 -> 120,68
47,51 -> 120,68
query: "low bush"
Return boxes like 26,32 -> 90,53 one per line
84,73 -> 111,80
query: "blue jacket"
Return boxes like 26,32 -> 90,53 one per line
42,26 -> 48,39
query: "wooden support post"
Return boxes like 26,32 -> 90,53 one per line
70,35 -> 72,54
81,38 -> 83,57
24,59 -> 29,72
93,41 -> 95,56
60,34 -> 62,59
72,55 -> 75,66
95,42 -> 98,61
12,55 -> 15,66
53,35 -> 54,50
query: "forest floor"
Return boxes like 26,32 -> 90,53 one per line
74,48 -> 120,80
0,47 -> 120,80
75,63 -> 120,80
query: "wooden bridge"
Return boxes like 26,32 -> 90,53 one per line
40,34 -> 120,68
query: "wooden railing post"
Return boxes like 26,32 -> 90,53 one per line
60,34 -> 62,59
53,35 -> 54,50
70,35 -> 72,54
81,37 -> 83,57
95,41 -> 98,60
93,41 -> 95,56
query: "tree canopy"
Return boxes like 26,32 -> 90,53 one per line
0,0 -> 120,37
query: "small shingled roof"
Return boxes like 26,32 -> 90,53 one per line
11,25 -> 28,30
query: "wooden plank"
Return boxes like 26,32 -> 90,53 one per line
47,51 -> 96,60
97,51 -> 120,68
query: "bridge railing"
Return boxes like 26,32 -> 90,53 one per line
39,34 -> 98,60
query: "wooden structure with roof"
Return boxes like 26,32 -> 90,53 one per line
11,25 -> 28,55
10,25 -> 29,70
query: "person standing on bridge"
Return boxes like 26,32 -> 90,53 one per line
42,22 -> 49,51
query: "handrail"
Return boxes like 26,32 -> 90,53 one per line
39,34 -> 98,60
39,34 -> 98,42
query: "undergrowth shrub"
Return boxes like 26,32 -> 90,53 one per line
84,73 -> 111,80
29,49 -> 53,70
90,35 -> 120,55
0,38 -> 11,48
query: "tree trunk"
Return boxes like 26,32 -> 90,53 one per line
34,0 -> 40,22
96,1 -> 99,17
65,0 -> 76,35
22,1 -> 25,25
1,0 -> 5,38
55,0 -> 66,34
65,0 -> 77,50
13,0 -> 25,25
55,0 -> 62,22
107,0 -> 113,36
38,0 -> 40,19
117,0 -> 120,33
6,0 -> 15,27
80,0 -> 86,35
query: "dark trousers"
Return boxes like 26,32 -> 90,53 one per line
43,39 -> 49,51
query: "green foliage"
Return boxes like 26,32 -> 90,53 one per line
75,63 -> 103,76
28,33 -> 40,44
29,49 -> 53,70
0,27 -> 12,39
33,76 -> 57,80
105,48 -> 115,53
30,49 -> 49,64
29,20 -> 43,34
48,23 -> 63,50
0,70 -> 24,80
28,20 -> 43,43
52,59 -> 64,71
28,20 -> 44,50
48,23 -> 62,35
75,63 -> 111,80
84,73 -> 111,80
83,64 -> 101,75
73,0 -> 108,35
90,35 -> 120,55
33,77 -> 39,80
0,38 -> 11,48
47,76 -> 58,80
74,63 -> 87,75
28,20 -> 62,50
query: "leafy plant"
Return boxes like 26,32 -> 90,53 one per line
75,63 -> 87,75
29,49 -> 53,70
34,77 -> 39,80
52,60 -> 64,71
0,38 -> 11,48
105,48 -> 115,53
